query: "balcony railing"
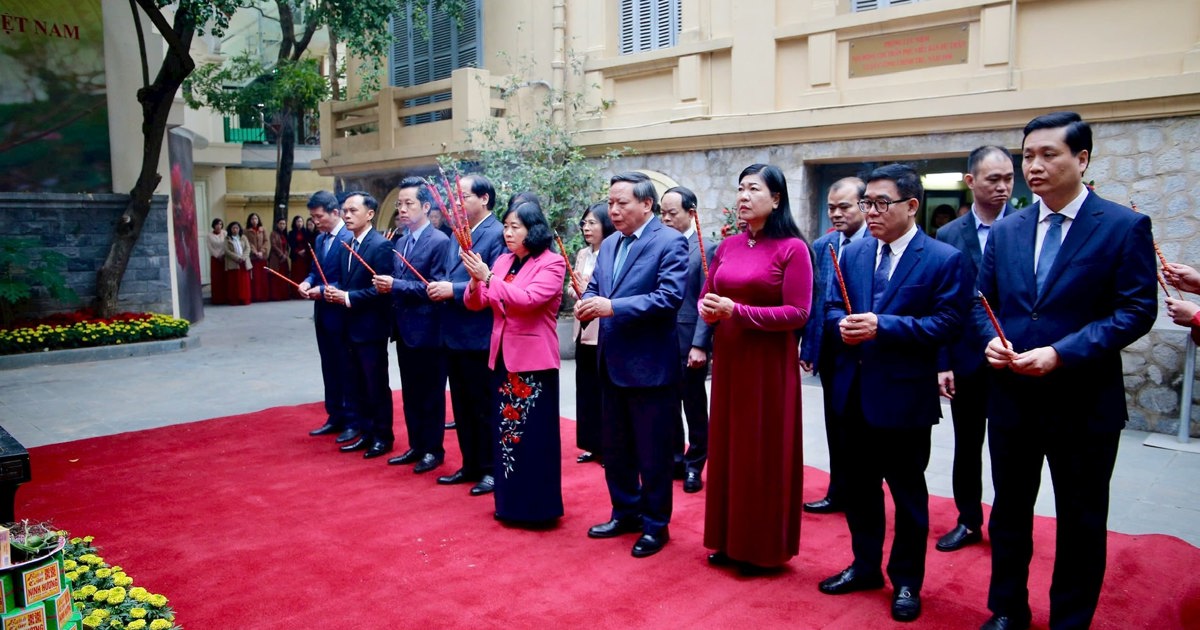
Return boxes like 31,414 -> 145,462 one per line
223,117 -> 266,144
315,67 -> 507,173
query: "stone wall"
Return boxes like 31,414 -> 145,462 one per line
602,114 -> 1200,437
0,193 -> 172,318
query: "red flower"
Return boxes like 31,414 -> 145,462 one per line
511,435 -> 520,444
512,381 -> 532,399
502,404 -> 520,420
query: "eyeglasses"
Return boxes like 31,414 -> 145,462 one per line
857,198 -> 916,213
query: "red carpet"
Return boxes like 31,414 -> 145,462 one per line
17,395 -> 1200,629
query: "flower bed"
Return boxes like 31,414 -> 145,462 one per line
0,310 -> 189,356
63,535 -> 181,630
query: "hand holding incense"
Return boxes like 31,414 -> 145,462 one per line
828,243 -> 852,315
978,291 -> 1008,349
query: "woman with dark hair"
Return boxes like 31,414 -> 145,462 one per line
305,217 -> 319,255
701,163 -> 814,573
570,201 -> 615,464
206,218 -> 228,305
267,218 -> 291,300
288,216 -> 311,290
224,221 -> 253,306
507,190 -> 540,213
245,212 -> 270,302
462,199 -> 566,525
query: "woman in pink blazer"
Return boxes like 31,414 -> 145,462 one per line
463,197 -> 566,525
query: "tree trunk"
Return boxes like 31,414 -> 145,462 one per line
94,14 -> 195,318
328,27 -> 340,99
271,106 -> 296,225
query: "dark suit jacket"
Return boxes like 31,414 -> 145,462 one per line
936,206 -> 1011,375
582,216 -> 689,388
676,231 -> 715,357
440,215 -> 506,351
330,228 -> 394,344
307,227 -> 354,332
391,224 -> 451,349
976,192 -> 1157,431
800,229 -> 845,375
826,229 -> 970,429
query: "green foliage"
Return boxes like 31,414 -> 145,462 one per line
0,312 -> 189,355
184,54 -> 328,117
441,52 -> 625,250
0,237 -> 76,324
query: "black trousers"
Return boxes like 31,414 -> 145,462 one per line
396,341 -> 448,457
842,385 -> 932,591
987,418 -> 1119,630
948,366 -> 989,530
600,365 -> 679,535
574,343 -> 603,454
673,357 -> 709,473
818,366 -> 849,503
346,338 -> 392,444
446,348 -> 494,478
314,319 -> 354,428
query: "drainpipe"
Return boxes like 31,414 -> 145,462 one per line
552,0 -> 566,126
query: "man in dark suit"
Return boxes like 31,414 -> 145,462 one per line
425,174 -> 506,496
977,112 -> 1157,630
818,164 -> 970,623
659,185 -> 714,494
299,191 -> 358,442
933,145 -> 1014,552
374,177 -> 452,474
576,171 -> 688,558
800,176 -> 867,514
322,192 -> 396,460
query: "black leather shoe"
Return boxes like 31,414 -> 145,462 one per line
818,566 -> 885,595
339,437 -> 368,452
363,441 -> 392,459
631,529 -> 669,558
707,551 -> 736,567
387,449 -> 420,466
980,615 -> 1030,630
683,470 -> 703,493
587,518 -> 643,539
437,469 -> 470,485
309,422 -> 339,436
445,421 -> 456,430
576,451 -> 597,464
469,475 -> 495,496
936,524 -> 982,552
891,586 -> 921,622
334,428 -> 360,444
803,497 -> 843,514
413,453 -> 443,474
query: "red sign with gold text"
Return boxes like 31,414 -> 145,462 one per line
1,606 -> 46,630
19,562 -> 60,606
849,24 -> 969,78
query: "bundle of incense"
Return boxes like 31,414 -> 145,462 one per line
1158,273 -> 1173,297
264,266 -> 302,290
426,177 -> 472,251
1131,199 -> 1182,298
438,168 -> 473,248
554,234 -> 582,296
978,291 -> 1009,348
827,243 -> 852,315
308,244 -> 329,286
692,211 -> 709,279
341,240 -> 377,276
395,250 -> 429,285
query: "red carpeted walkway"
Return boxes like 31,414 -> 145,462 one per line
17,395 -> 1200,629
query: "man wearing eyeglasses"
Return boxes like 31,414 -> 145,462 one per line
818,164 -> 971,623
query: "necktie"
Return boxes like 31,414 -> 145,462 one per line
1036,213 -> 1065,294
348,238 -> 359,270
872,243 -> 892,311
321,233 -> 332,257
841,236 -> 851,253
403,234 -> 414,259
613,235 -> 636,278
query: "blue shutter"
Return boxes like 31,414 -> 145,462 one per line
389,0 -> 482,125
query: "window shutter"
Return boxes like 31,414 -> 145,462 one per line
618,0 -> 679,55
389,0 -> 482,125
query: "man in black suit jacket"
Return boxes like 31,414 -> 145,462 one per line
299,191 -> 357,441
977,112 -> 1157,630
659,186 -> 714,494
933,146 -> 1014,552
819,164 -> 970,623
323,192 -> 396,460
374,177 -> 452,474
800,176 -> 867,514
425,174 -> 506,496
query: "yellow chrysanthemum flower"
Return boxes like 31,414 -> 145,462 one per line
127,620 -> 147,630
149,620 -> 172,630
66,571 -> 79,581
80,585 -> 97,596
77,565 -> 90,573
92,590 -> 109,602
82,616 -> 102,629
95,568 -> 112,579
93,609 -> 110,619
130,608 -> 147,619
84,535 -> 94,542
64,559 -> 78,569
148,594 -> 168,607
113,576 -> 133,586
130,587 -> 149,602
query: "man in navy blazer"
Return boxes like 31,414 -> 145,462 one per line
299,191 -> 357,442
800,176 -> 867,514
576,171 -> 688,558
977,113 -> 1157,630
933,146 -> 1014,553
819,164 -> 970,623
659,186 -> 714,494
374,177 -> 452,474
322,192 -> 396,460
425,174 -> 506,496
